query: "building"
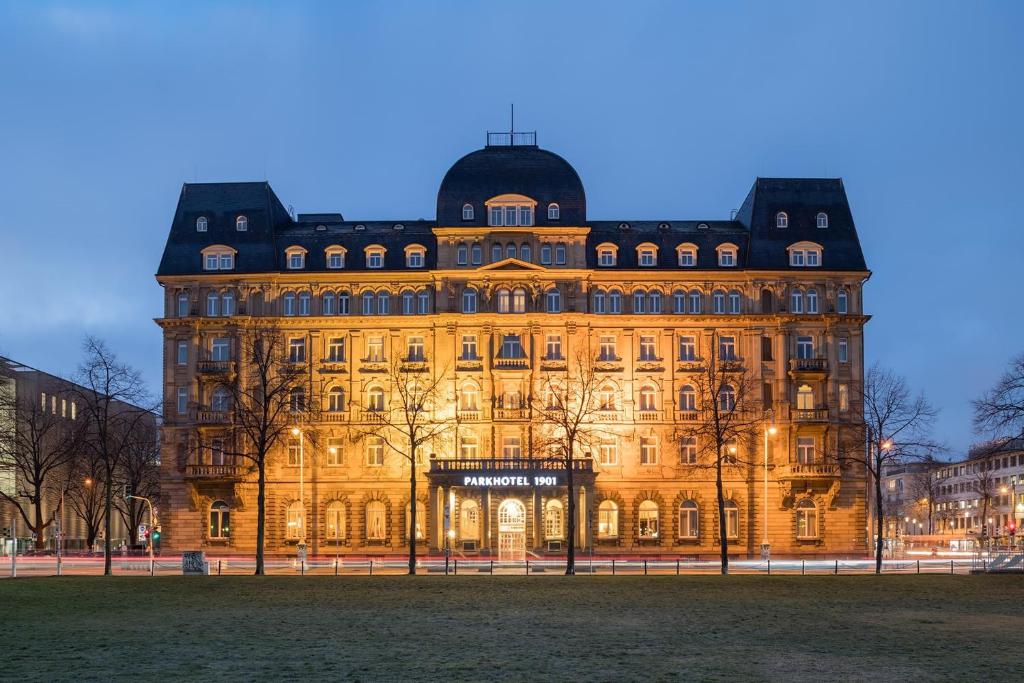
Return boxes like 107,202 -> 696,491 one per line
155,132 -> 870,558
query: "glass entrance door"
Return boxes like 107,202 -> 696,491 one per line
498,498 -> 526,561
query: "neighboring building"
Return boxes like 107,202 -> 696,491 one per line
155,132 -> 870,557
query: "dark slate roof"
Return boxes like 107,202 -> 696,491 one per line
587,221 -> 749,269
436,144 -> 586,226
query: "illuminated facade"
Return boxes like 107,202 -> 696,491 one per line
156,133 -> 870,557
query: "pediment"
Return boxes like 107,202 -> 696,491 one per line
477,258 -> 548,272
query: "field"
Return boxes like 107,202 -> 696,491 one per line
1,575 -> 1021,681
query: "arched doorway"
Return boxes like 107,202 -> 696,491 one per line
498,498 -> 526,561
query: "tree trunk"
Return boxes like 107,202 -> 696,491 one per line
408,452 -> 417,576
104,463 -> 113,575
874,454 -> 884,574
565,444 -> 576,575
716,453 -> 728,575
255,460 -> 266,575
33,489 -> 45,551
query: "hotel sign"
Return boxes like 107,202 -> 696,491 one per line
462,475 -> 560,487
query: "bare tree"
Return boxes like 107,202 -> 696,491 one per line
907,457 -> 947,534
972,462 -> 998,544
213,323 -> 313,575
845,365 -> 939,574
114,419 -> 160,546
974,353 -> 1024,440
672,332 -> 764,575
532,349 -> 612,575
66,449 -> 105,550
73,337 -> 153,574
0,383 -> 83,549
350,358 -> 452,575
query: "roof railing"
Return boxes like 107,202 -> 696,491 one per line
486,131 -> 537,147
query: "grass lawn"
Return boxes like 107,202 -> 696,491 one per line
1,576 -> 1021,681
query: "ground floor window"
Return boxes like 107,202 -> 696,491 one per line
286,501 -> 304,540
598,500 -> 619,538
679,500 -> 698,539
723,500 -> 739,539
405,501 -> 426,540
545,499 -> 564,539
796,499 -> 818,539
326,501 -> 346,541
210,500 -> 230,539
366,500 -> 387,541
460,499 -> 480,540
638,500 -> 659,539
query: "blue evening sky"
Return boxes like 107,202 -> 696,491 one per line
0,1 -> 1021,456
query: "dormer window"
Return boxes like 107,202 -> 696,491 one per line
325,246 -> 347,269
547,203 -> 560,220
816,212 -> 829,229
405,244 -> 426,268
196,216 -> 208,232
236,215 -> 248,232
597,243 -> 618,267
676,243 -> 698,267
285,246 -> 307,270
462,204 -> 474,220
775,212 -> 788,229
485,194 -> 536,227
788,241 -> 823,267
201,245 -> 236,271
636,243 -> 658,267
365,245 -> 386,269
717,243 -> 738,267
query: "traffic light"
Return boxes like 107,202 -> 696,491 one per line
0,527 -> 8,537
123,484 -> 133,500
1009,524 -> 1017,537
152,526 -> 161,543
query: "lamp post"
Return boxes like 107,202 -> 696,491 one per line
761,423 -> 777,560
291,427 -> 307,556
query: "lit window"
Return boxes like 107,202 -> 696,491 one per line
496,289 -> 510,313
598,500 -> 619,538
365,499 -> 386,538
196,216 -> 208,232
460,435 -> 479,460
325,500 -> 346,538
512,288 -> 526,313
366,386 -> 385,412
460,500 -> 480,539
679,436 -> 697,465
547,203 -> 560,220
462,203 -> 474,220
638,500 -> 659,538
776,212 -> 788,228
597,384 -> 617,411
366,438 -> 385,467
816,212 -> 828,229
639,384 -> 658,412
797,436 -> 816,464
502,435 -> 522,458
210,501 -> 230,539
796,384 -> 814,411
839,383 -> 849,412
640,436 -> 658,464
679,501 -> 699,538
723,500 -> 739,538
797,499 -> 818,538
366,337 -> 384,363
328,387 -> 346,412
597,440 -> 617,466
459,382 -> 480,411
544,500 -> 564,539
236,215 -> 248,232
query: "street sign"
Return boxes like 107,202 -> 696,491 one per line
137,524 -> 149,543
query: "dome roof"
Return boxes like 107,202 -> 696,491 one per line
436,145 -> 586,226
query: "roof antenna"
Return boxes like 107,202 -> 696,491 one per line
510,102 -> 514,134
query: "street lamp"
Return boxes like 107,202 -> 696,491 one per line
761,423 -> 777,560
291,427 -> 306,552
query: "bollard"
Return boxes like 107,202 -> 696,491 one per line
767,559 -> 771,575
612,558 -> 616,576
490,559 -> 494,575
917,560 -> 920,575
334,559 -> 339,576
369,559 -> 373,576
835,560 -> 838,575
801,560 -> 805,575
676,558 -> 680,576
643,559 -> 648,575
950,559 -> 953,575
218,560 -> 223,576
454,559 -> 458,576
526,560 -> 529,575
300,560 -> 305,576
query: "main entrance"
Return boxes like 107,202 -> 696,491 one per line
498,498 -> 526,561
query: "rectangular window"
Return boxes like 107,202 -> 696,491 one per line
205,254 -> 218,270
678,250 -> 695,267
367,252 -> 383,269
502,436 -> 522,458
599,249 -> 615,266
599,335 -> 617,361
459,437 -> 479,460
640,437 -> 658,465
679,437 -> 697,465
500,335 -> 523,358
471,244 -> 482,265
366,337 -> 384,362
288,338 -> 306,363
328,252 -> 345,269
796,336 -> 814,359
718,336 -> 736,361
540,244 -> 552,264
519,206 -> 533,226
639,335 -> 657,361
407,336 -> 425,361
806,251 -> 819,266
210,439 -> 224,466
176,387 -> 188,415
719,250 -> 735,267
489,206 -> 503,226
177,295 -> 189,317
763,382 -> 773,409
327,337 -> 346,362
219,253 -> 233,270
597,440 -> 618,466
505,206 -> 517,226
838,338 -> 849,363
839,384 -> 849,412
288,253 -> 304,269
639,249 -> 655,267
555,244 -> 566,265
545,334 -> 562,360
326,437 -> 344,466
797,436 -> 816,464
366,437 -> 384,466
678,335 -> 696,361
407,251 -> 423,268
176,341 -> 188,366
761,336 -> 773,362
211,338 -> 230,361
61,399 -> 67,418
461,335 -> 478,360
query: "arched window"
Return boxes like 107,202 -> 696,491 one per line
462,288 -> 477,313
609,289 -> 622,314
286,500 -> 304,540
540,244 -> 552,264
512,288 -> 527,313
796,499 -> 818,538
459,382 -> 480,411
639,384 -> 658,412
688,290 -> 702,314
520,243 -> 532,263
491,244 -> 503,263
790,288 -> 804,314
546,288 -> 561,313
405,501 -> 426,540
673,290 -> 686,314
456,244 -> 469,265
713,290 -> 726,314
471,243 -> 482,265
593,290 -> 606,314
325,501 -> 346,541
323,291 -> 336,316
367,386 -> 385,412
195,216 -> 209,232
496,289 -> 511,313
796,384 -> 814,410
723,500 -> 739,539
366,500 -> 386,541
728,290 -> 741,314
679,501 -> 699,539
209,501 -> 230,539
289,388 -> 305,413
761,289 -> 774,313
816,212 -> 828,229
236,215 -> 248,231
837,288 -> 849,314
417,290 -> 430,314
807,288 -> 819,314
211,386 -> 230,412
598,500 -> 619,538
402,290 -> 415,315
361,291 -> 375,315
597,384 -> 617,411
544,499 -> 564,539
462,203 -> 474,220
633,290 -> 646,314
506,243 -> 517,260
776,212 -> 788,228
338,291 -> 350,315
554,243 -> 566,265
207,291 -> 220,317
678,385 -> 696,411
281,292 -> 295,316
460,500 -> 480,540
377,291 -> 390,315
547,203 -> 560,220
328,387 -> 346,412
298,291 -> 311,316
648,291 -> 662,314
638,500 -> 659,539
222,291 -> 236,316
718,385 -> 736,412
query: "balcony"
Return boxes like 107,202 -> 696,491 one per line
495,407 -> 529,420
636,410 -> 662,422
360,411 -> 386,423
430,456 -> 592,474
719,357 -> 744,372
792,408 -> 829,422
196,410 -> 232,425
322,411 -> 349,423
319,361 -> 347,374
198,359 -> 233,374
593,411 -> 621,423
456,358 -> 483,372
790,358 -> 829,376
457,410 -> 482,422
494,357 -> 529,370
427,455 -> 594,487
777,462 -> 840,480
539,358 -> 567,372
675,410 -> 699,422
185,464 -> 246,479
